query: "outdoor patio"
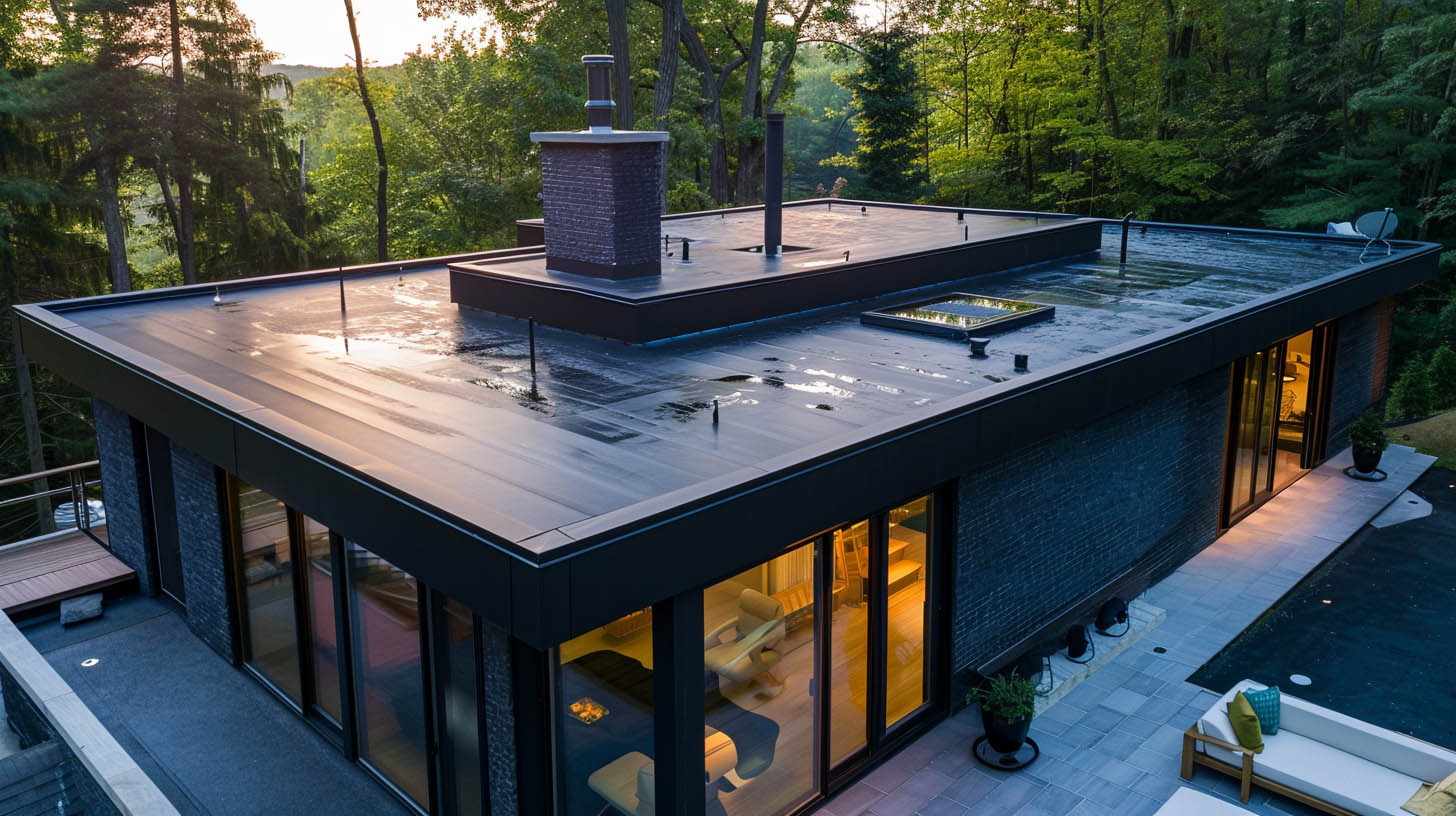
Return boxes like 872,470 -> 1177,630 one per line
14,596 -> 412,816
814,444 -> 1438,816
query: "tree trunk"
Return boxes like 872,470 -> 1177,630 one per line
344,0 -> 388,262
1095,0 -> 1120,138
606,0 -> 634,128
680,17 -> 735,203
653,0 -> 681,211
734,0 -> 769,203
95,148 -> 130,293
169,0 -> 196,284
12,315 -> 54,536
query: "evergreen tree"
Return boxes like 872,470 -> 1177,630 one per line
846,28 -> 925,201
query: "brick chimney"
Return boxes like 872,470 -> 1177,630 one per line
531,55 -> 668,280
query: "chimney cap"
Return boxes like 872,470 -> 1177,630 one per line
582,54 -> 614,64
766,111 -> 786,122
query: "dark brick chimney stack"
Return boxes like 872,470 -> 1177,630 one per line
531,55 -> 668,280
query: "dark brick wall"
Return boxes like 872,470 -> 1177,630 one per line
480,624 -> 516,816
950,366 -> 1230,674
92,399 -> 155,596
1326,299 -> 1393,455
171,443 -> 236,663
0,667 -> 118,815
540,140 -> 662,276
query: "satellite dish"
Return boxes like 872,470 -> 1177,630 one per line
1355,209 -> 1398,239
1356,208 -> 1397,261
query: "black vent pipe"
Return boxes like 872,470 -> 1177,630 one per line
583,55 -> 615,132
764,112 -> 785,256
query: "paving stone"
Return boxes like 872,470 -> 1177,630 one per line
1023,784 -> 1084,816
915,795 -> 969,816
1101,689 -> 1148,716
940,768 -> 998,806
58,594 -> 103,626
1076,706 -> 1125,734
979,775 -> 1046,811
823,781 -> 885,816
1076,775 -> 1135,809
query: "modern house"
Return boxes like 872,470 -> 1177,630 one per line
11,57 -> 1438,816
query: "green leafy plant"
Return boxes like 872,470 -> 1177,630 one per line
1349,409 -> 1389,452
966,672 -> 1036,721
1428,346 -> 1456,410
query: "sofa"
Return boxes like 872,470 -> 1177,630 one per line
1183,680 -> 1456,816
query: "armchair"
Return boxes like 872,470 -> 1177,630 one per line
704,589 -> 787,688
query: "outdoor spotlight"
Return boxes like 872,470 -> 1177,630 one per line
1065,624 -> 1091,663
1096,597 -> 1129,636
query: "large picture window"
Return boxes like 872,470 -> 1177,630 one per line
556,609 -> 653,816
236,480 -> 302,705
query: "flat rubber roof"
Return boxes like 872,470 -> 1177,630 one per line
23,211 -> 1429,559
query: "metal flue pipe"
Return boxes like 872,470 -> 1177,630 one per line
764,112 -> 785,257
583,55 -> 615,133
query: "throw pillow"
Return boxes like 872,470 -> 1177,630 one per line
1243,686 -> 1281,734
1434,769 -> 1456,794
1402,773 -> 1456,816
1226,692 -> 1264,753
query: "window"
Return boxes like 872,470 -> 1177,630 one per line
704,542 -> 816,816
347,542 -> 430,807
885,495 -> 931,729
302,516 -> 343,725
557,609 -> 653,816
236,480 -> 302,705
440,597 -> 483,815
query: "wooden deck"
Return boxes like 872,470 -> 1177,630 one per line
0,526 -> 135,614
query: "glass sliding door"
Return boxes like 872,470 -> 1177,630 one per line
236,480 -> 303,705
885,495 -> 931,730
1225,328 -> 1331,524
705,541 -> 818,816
346,542 -> 430,808
829,522 -> 868,767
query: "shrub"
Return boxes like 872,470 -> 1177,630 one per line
967,671 -> 1035,721
1388,357 -> 1435,419
1429,346 -> 1456,410
1349,409 -> 1388,451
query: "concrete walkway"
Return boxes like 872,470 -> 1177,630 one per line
815,445 -> 1437,816
16,597 -> 411,816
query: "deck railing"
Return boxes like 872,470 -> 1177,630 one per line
0,460 -> 105,551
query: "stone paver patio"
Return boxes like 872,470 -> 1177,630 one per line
815,444 -> 1437,816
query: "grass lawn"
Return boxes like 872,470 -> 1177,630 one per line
1393,409 -> 1456,469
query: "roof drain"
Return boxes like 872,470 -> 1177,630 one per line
1014,353 -> 1029,372
968,337 -> 989,358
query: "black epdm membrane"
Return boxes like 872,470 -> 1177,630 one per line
1190,467 -> 1456,748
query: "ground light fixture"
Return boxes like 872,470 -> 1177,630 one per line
1096,597 -> 1130,636
80,658 -> 99,667
1066,624 -> 1093,663
1290,674 -> 1313,686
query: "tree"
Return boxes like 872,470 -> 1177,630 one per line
845,27 -> 924,201
344,0 -> 388,262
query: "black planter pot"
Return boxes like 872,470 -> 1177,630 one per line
980,708 -> 1032,754
1352,445 -> 1383,474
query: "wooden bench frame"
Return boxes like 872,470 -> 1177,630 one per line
1180,725 -> 1360,816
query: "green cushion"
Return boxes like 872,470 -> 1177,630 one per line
1243,686 -> 1281,734
1226,692 -> 1264,753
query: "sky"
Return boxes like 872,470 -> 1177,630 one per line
235,0 -> 490,67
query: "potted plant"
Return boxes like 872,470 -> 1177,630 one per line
1349,409 -> 1389,473
967,671 -> 1036,754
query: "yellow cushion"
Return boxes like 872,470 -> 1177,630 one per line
1436,770 -> 1456,794
1226,692 -> 1264,754
1403,774 -> 1456,816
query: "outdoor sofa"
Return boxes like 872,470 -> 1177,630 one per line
1182,679 -> 1456,816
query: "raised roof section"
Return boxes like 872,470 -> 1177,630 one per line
450,201 -> 1101,342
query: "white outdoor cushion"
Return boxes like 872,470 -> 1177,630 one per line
1153,787 -> 1256,815
1256,729 -> 1421,816
1280,694 -> 1456,783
